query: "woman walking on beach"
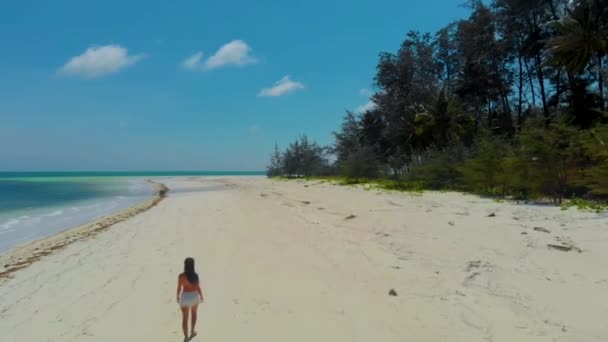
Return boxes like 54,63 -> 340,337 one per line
177,257 -> 204,341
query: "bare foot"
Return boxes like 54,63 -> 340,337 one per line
190,331 -> 197,340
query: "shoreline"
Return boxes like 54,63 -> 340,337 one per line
1,177 -> 607,340
0,180 -> 168,279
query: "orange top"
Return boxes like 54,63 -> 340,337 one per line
179,273 -> 200,293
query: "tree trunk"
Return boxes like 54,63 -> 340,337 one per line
555,68 -> 563,111
503,94 -> 513,134
498,80 -> 512,133
474,103 -> 481,131
598,54 -> 605,112
566,70 -> 580,124
518,55 -> 523,130
524,58 -> 536,107
546,0 -> 560,21
534,54 -> 550,125
487,101 -> 492,128
567,70 -> 576,94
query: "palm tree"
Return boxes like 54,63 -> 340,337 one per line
414,91 -> 475,148
548,0 -> 608,111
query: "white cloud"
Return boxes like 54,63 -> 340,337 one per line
359,88 -> 373,97
356,100 -> 377,113
257,75 -> 304,97
203,40 -> 257,70
59,45 -> 144,78
181,52 -> 204,70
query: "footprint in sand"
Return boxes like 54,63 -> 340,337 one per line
533,227 -> 551,233
463,261 -> 493,285
465,260 -> 493,273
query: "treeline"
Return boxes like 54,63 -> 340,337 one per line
268,0 -> 608,203
267,136 -> 333,177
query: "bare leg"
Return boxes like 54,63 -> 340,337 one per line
181,306 -> 190,341
190,304 -> 199,338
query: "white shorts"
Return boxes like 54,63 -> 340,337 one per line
180,292 -> 200,308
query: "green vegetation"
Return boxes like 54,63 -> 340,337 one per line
268,0 -> 608,207
273,175 -> 427,194
561,198 -> 608,213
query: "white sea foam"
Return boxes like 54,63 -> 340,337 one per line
1,218 -> 20,229
0,178 -> 155,253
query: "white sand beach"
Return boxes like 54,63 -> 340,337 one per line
1,177 -> 607,341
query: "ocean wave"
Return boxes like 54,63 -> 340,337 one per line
1,218 -> 20,229
0,178 -> 156,253
0,228 -> 17,235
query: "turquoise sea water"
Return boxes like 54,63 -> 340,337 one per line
0,171 -> 264,253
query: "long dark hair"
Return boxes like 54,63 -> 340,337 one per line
183,257 -> 199,284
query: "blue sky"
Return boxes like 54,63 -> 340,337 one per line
0,0 -> 469,171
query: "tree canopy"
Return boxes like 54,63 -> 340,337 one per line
268,0 -> 608,202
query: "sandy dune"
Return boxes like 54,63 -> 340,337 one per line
1,177 -> 607,341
